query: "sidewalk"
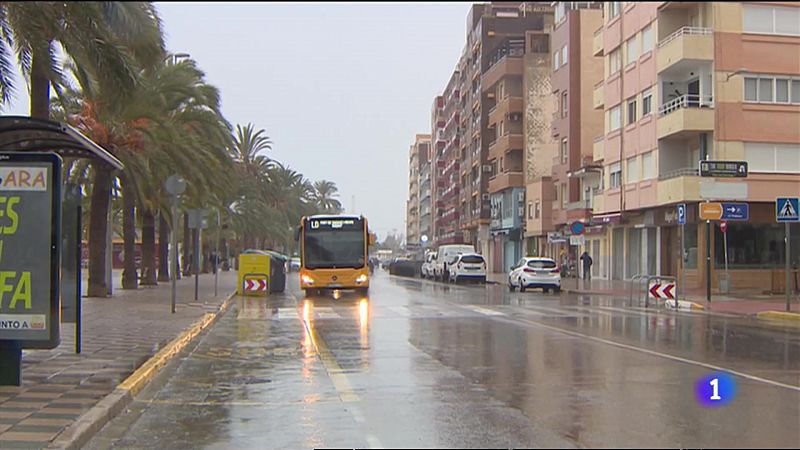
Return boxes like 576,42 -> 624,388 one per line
486,272 -> 800,316
0,270 -> 237,449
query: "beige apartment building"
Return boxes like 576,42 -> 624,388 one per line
406,134 -> 431,249
590,1 -> 800,293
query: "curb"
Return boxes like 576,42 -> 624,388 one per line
755,310 -> 800,323
47,292 -> 237,450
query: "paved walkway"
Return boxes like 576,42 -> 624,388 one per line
0,270 -> 237,449
486,273 -> 800,315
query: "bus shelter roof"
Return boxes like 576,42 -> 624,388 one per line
0,116 -> 123,170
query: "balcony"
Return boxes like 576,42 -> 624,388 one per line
592,135 -> 604,160
488,133 -> 524,161
488,171 -> 524,194
657,94 -> 714,140
657,27 -> 713,74
657,169 -> 701,204
593,81 -> 604,110
593,27 -> 604,57
481,56 -> 523,92
488,96 -> 523,125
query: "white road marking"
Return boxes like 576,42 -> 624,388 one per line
366,434 -> 384,449
467,306 -> 505,316
507,315 -> 800,393
388,306 -> 410,317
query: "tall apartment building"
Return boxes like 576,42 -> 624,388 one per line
590,1 -> 800,292
436,72 -> 463,245
429,95 -> 446,246
445,2 -> 557,262
548,2 -> 605,274
406,134 -> 431,249
419,138 -> 433,245
481,4 -> 556,272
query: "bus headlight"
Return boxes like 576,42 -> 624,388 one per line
355,274 -> 368,284
301,274 -> 314,285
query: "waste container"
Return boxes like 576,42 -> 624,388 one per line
263,250 -> 287,293
238,251 -> 270,296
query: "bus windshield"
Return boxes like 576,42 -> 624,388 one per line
304,218 -> 366,269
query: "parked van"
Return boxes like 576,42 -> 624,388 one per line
433,244 -> 475,282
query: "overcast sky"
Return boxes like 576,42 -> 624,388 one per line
3,2 -> 471,240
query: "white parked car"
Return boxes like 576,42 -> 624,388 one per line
433,244 -> 475,281
508,257 -> 561,293
447,253 -> 486,284
289,257 -> 301,272
421,253 -> 437,279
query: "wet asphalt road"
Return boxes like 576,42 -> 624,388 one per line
88,271 -> 800,449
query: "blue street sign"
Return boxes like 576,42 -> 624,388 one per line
570,221 -> 585,235
721,202 -> 749,221
776,197 -> 800,222
677,203 -> 686,225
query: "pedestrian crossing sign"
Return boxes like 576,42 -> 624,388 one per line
776,197 -> 800,222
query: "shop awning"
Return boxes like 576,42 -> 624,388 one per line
0,116 -> 123,170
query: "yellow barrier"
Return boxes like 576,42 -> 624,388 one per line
237,253 -> 270,296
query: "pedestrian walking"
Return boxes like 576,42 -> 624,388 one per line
580,251 -> 593,281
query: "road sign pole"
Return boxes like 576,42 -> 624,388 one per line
171,195 -> 178,314
787,223 -> 791,312
681,223 -> 685,301
706,218 -> 712,303
194,228 -> 200,302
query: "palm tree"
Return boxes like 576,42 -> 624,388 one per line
312,180 -> 343,214
0,2 -> 164,118
58,57 -> 233,294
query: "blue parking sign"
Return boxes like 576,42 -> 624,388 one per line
677,204 -> 686,225
776,198 -> 800,222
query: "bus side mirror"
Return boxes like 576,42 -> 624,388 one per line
294,226 -> 301,242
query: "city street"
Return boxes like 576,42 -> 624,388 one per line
88,271 -> 800,449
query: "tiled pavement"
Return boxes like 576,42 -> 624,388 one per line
0,271 -> 237,449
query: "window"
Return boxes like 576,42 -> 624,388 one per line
684,224 -> 698,269
627,98 -> 637,125
626,156 -> 639,183
553,50 -> 561,71
641,24 -> 653,54
561,138 -> 568,164
534,200 -> 540,219
561,183 -> 567,208
759,78 -> 774,102
744,77 -> 758,101
561,91 -> 568,117
744,4 -> 800,36
625,36 -> 638,65
642,151 -> 655,180
744,74 -> 800,104
609,48 -> 621,75
609,105 -> 621,131
609,162 -> 622,188
555,2 -> 566,24
609,1 -> 621,20
776,79 -> 790,103
715,223 -> 800,268
745,142 -> 800,173
642,89 -> 653,116
561,45 -> 568,66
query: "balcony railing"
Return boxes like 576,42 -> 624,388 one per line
658,94 -> 714,116
657,26 -> 712,49
566,199 -> 592,210
658,167 -> 699,181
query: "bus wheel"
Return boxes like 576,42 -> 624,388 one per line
356,287 -> 369,296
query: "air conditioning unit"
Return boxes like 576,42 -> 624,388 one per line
482,194 -> 491,201
518,207 -> 524,216
517,192 -> 525,202
482,164 -> 493,173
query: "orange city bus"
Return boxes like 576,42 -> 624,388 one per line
295,214 -> 375,296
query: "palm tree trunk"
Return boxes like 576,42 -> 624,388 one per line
158,213 -> 170,282
121,174 -> 138,290
141,208 -> 157,285
182,213 -> 191,276
87,165 -> 112,297
30,44 -> 52,119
